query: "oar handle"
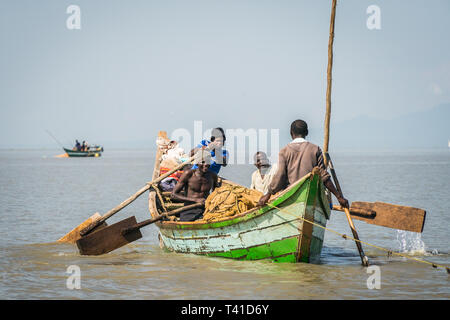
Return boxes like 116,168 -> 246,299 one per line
343,207 -> 369,265
325,152 -> 369,267
80,155 -> 197,236
324,153 -> 342,196
121,203 -> 204,235
332,205 -> 376,218
79,184 -> 152,236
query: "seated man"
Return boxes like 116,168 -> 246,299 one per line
250,151 -> 278,194
171,150 -> 219,221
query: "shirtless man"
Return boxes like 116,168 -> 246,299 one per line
171,150 -> 219,221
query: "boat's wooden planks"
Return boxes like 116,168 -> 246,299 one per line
297,174 -> 320,262
156,177 -> 330,263
159,208 -> 305,255
149,131 -> 168,219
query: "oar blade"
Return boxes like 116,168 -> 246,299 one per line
76,216 -> 142,256
58,213 -> 107,243
350,201 -> 426,233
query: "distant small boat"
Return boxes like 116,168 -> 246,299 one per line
63,146 -> 104,158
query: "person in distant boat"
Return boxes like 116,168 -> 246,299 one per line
258,119 -> 349,208
250,151 -> 278,194
190,127 -> 228,174
81,141 -> 86,152
75,140 -> 81,151
171,150 -> 220,221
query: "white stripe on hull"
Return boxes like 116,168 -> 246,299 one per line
159,202 -> 309,254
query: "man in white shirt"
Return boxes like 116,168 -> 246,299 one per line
250,151 -> 278,194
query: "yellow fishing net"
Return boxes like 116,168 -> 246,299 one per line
201,182 -> 263,222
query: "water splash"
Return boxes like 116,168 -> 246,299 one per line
396,230 -> 426,255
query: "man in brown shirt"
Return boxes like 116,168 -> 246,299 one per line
258,120 -> 349,208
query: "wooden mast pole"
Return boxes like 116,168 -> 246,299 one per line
323,0 -> 369,267
323,0 -> 337,166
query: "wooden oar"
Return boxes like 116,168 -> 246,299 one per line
333,202 -> 426,233
325,152 -> 369,267
57,213 -> 106,244
332,205 -> 376,219
76,203 -> 203,255
59,155 -> 196,243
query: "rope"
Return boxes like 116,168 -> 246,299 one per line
267,203 -> 450,274
151,184 -> 168,213
45,130 -> 65,149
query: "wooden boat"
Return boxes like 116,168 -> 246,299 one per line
63,146 -> 103,158
148,132 -> 331,263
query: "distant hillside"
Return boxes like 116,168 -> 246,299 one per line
328,103 -> 450,150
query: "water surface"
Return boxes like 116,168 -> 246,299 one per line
0,149 -> 448,299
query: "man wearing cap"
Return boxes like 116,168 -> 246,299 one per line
171,150 -> 220,221
258,119 -> 349,208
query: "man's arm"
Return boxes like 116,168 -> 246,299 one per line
323,178 -> 349,208
316,148 -> 349,208
189,148 -> 198,157
250,171 -> 256,190
221,149 -> 228,167
222,155 -> 227,167
210,144 -> 228,167
258,153 -> 286,206
190,140 -> 209,156
211,172 -> 219,192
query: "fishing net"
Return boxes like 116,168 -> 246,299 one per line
202,182 -> 263,222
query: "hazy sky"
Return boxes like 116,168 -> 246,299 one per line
1,0 -> 449,148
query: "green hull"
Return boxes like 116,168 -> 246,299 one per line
153,172 -> 331,263
63,148 -> 102,157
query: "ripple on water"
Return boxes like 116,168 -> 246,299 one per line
1,149 -> 449,299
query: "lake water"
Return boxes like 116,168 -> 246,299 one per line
0,149 -> 449,299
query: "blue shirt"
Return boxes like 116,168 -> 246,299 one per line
191,139 -> 229,174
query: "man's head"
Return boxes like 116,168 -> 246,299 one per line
290,120 -> 308,139
193,149 -> 212,174
210,127 -> 226,147
253,151 -> 270,170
